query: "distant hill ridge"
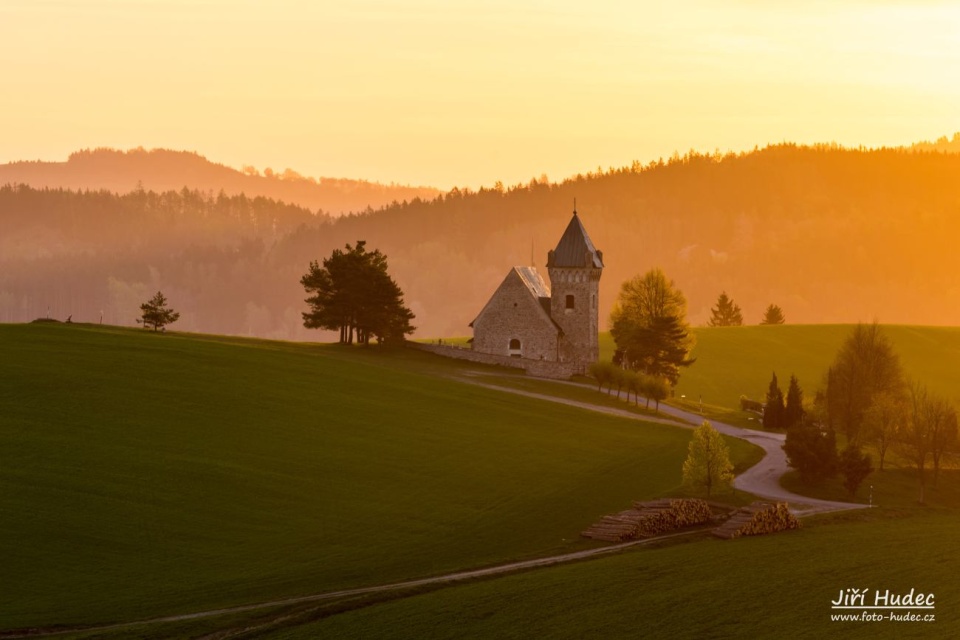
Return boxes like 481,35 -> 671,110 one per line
0,147 -> 440,215
4,140 -> 960,338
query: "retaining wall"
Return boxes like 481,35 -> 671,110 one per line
408,342 -> 582,380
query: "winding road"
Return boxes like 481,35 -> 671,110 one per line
465,377 -> 867,516
6,374 -> 864,638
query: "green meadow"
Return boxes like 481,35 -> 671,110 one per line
601,324 -> 960,410
4,322 -> 960,638
279,510 -> 960,639
0,324 -> 758,632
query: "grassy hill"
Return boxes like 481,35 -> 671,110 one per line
0,324 -> 759,632
600,324 -> 960,410
283,510 -> 960,639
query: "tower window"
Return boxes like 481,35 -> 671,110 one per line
508,338 -> 522,357
565,294 -> 575,310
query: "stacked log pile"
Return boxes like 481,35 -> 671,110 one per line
581,498 -> 713,542
711,501 -> 802,539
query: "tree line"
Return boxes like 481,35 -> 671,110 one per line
6,143 -> 960,338
708,291 -> 785,326
768,323 -> 957,503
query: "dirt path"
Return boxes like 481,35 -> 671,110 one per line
464,379 -> 867,516
2,531 -> 702,639
6,374 -> 863,638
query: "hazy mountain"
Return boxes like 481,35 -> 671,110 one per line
2,143 -> 960,339
0,147 -> 440,215
907,133 -> 960,154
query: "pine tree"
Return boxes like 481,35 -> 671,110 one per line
783,375 -> 804,429
839,445 -> 873,496
783,425 -> 839,484
138,291 -> 180,332
301,241 -> 415,344
763,372 -> 785,430
760,304 -> 785,325
707,291 -> 743,327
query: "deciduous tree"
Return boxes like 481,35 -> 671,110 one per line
609,268 -> 695,386
588,361 -> 615,393
641,374 -> 670,411
624,370 -> 641,405
897,382 -> 935,504
927,393 -> 958,488
682,421 -> 734,497
863,391 -> 906,471
825,322 -> 905,444
894,382 -> 957,502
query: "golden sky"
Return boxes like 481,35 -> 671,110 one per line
2,0 -> 959,189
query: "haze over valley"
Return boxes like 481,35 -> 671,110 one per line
2,141 -> 960,339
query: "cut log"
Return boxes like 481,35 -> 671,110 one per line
581,498 -> 713,541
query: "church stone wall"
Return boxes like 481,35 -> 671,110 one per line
548,266 -> 602,366
472,271 -> 559,361
408,343 -> 582,379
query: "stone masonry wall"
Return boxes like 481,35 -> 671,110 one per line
472,269 -> 560,361
408,342 -> 582,380
548,266 -> 601,366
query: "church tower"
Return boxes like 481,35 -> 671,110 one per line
546,209 -> 603,366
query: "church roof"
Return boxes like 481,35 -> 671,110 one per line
469,266 -> 561,333
514,266 -> 550,298
548,211 -> 603,269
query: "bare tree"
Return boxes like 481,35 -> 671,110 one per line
863,391 -> 907,471
896,382 -> 948,504
928,395 -> 958,487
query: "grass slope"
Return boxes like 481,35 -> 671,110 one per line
600,325 -> 960,410
0,324 -> 757,631
274,511 -> 960,639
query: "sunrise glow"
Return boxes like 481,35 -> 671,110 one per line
3,0 -> 959,188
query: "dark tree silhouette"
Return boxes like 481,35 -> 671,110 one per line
826,322 -> 905,444
783,425 -> 839,485
760,304 -> 785,325
708,291 -> 743,326
139,291 -> 180,331
301,241 -> 414,345
784,374 -> 804,429
839,445 -> 873,496
763,372 -> 785,430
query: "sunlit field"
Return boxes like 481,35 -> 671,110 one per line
600,325 -> 960,410
0,323 -> 759,632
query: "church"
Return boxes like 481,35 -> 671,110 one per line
470,210 -> 603,371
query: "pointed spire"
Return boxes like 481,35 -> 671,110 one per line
547,209 -> 603,268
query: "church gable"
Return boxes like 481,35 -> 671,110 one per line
471,267 -> 560,360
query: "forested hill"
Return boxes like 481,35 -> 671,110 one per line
2,143 -> 960,339
0,148 -> 440,215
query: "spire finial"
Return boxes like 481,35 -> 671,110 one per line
573,198 -> 577,216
